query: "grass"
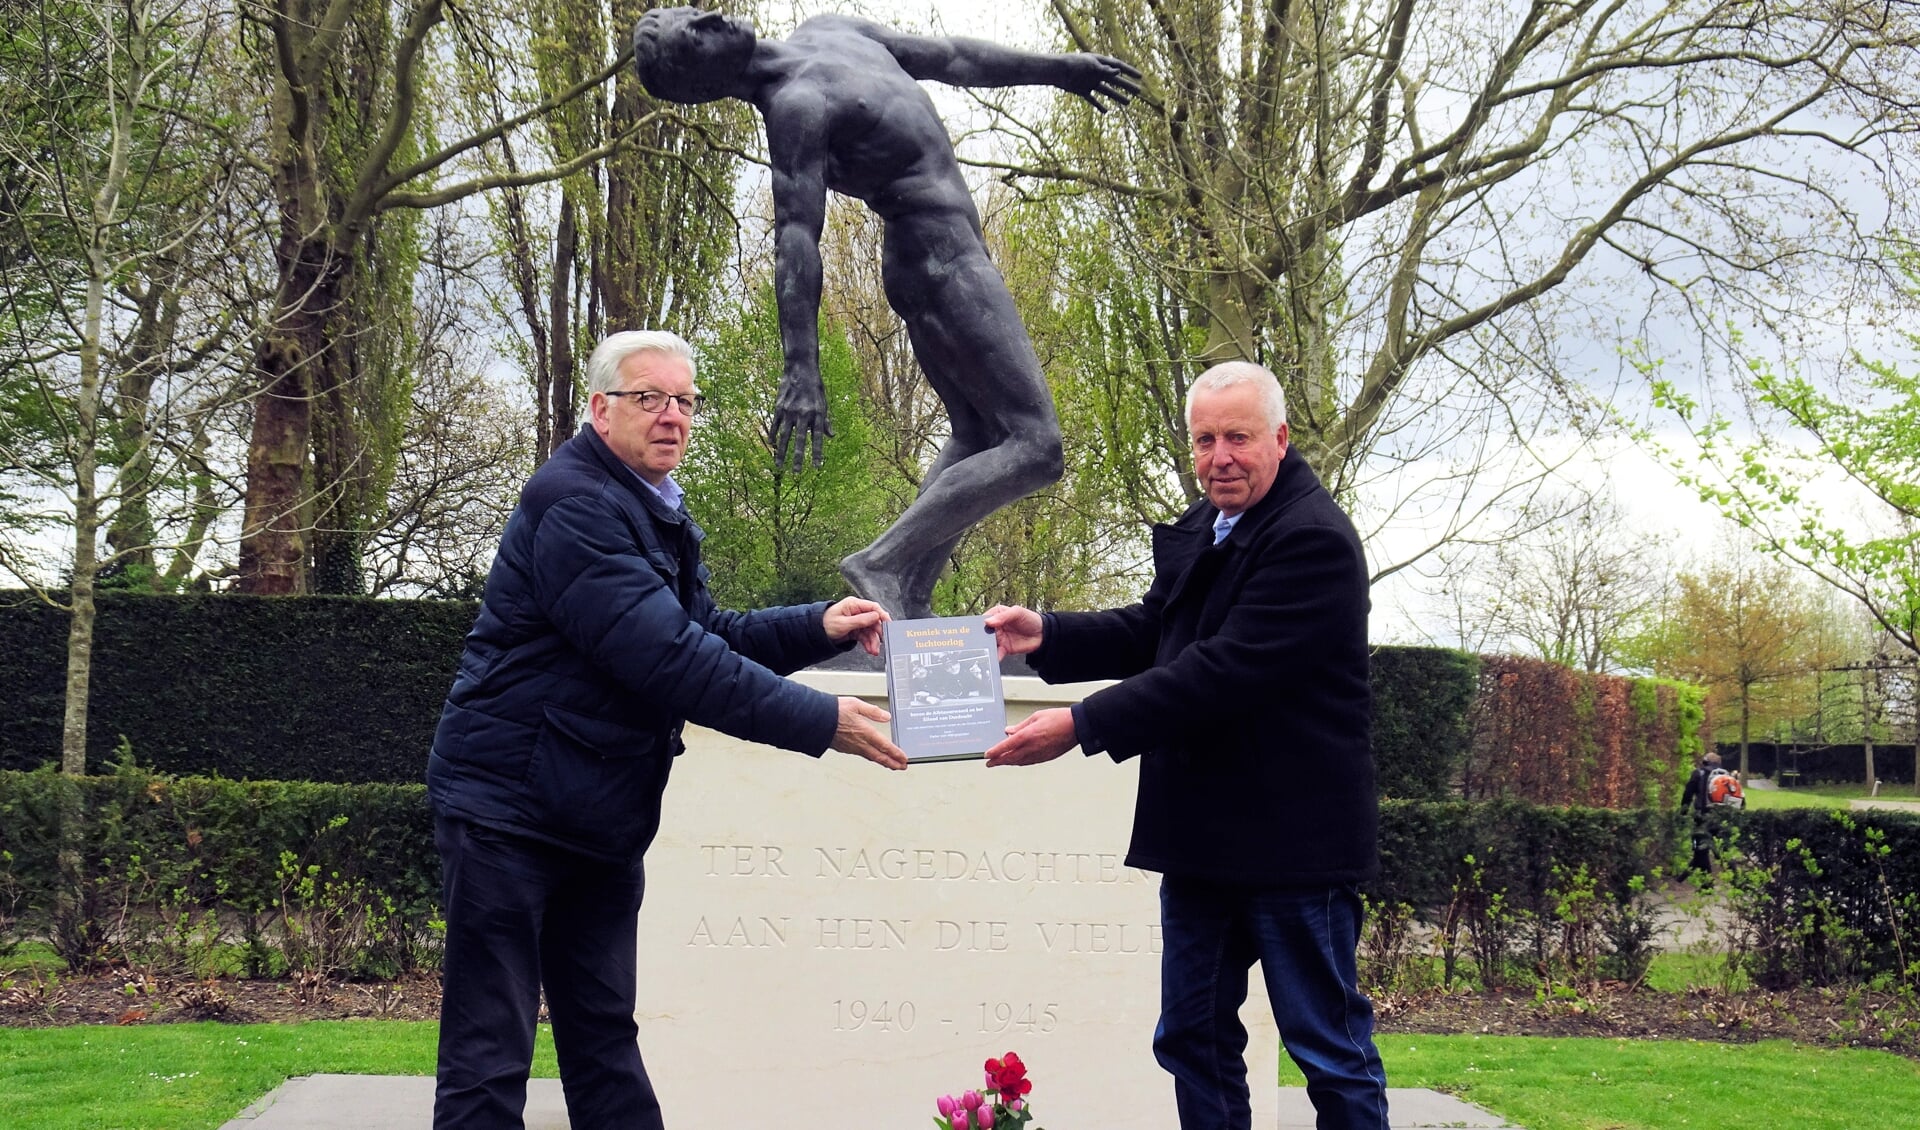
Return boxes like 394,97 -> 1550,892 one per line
0,1021 -> 558,1130
3,1022 -> 1916,1129
1742,780 -> 1920,811
1283,1034 -> 1920,1130
1642,950 -> 1748,993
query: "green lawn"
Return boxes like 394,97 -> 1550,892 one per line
4,1022 -> 1917,1129
1740,781 -> 1920,811
0,1021 -> 556,1130
1291,1034 -> 1920,1130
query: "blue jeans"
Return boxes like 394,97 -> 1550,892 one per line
1154,877 -> 1389,1130
434,816 -> 665,1130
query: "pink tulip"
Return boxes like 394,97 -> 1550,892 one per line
1008,1099 -> 1025,1113
963,1090 -> 984,1110
953,1111 -> 970,1130
978,1105 -> 995,1127
937,1095 -> 958,1117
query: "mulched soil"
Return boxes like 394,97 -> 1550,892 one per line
4,969 -> 1917,1061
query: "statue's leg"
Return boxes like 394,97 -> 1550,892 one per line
841,242 -> 1062,617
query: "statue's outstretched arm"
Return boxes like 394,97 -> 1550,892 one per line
838,15 -> 1140,111
767,89 -> 833,470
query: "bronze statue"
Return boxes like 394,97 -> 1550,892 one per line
632,8 -> 1139,618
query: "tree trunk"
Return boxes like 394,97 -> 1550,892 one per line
1862,675 -> 1878,792
237,239 -> 345,594
550,197 -> 577,449
1738,684 -> 1751,783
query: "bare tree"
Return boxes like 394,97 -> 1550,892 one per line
231,0 -> 657,593
1458,488 -> 1667,671
973,0 -> 1920,571
361,212 -> 533,598
0,0 -> 266,771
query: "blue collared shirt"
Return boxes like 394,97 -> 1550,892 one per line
621,463 -> 685,512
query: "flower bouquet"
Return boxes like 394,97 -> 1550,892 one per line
933,1051 -> 1039,1129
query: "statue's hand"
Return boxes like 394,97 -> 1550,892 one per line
1061,53 -> 1142,112
772,371 -> 832,470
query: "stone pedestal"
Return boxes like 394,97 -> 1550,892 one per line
634,671 -> 1282,1127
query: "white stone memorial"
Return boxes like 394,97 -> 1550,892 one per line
635,670 -> 1281,1127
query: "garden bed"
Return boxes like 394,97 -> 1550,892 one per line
5,968 -> 1917,1062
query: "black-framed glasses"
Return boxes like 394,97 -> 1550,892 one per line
605,388 -> 706,417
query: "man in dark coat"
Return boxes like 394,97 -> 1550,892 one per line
1679,752 -> 1724,876
427,330 -> 906,1130
985,361 -> 1388,1129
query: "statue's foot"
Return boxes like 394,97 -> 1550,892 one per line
841,551 -> 926,620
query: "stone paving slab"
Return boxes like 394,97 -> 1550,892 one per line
218,1074 -> 568,1129
1278,1086 -> 1524,1128
221,1075 -> 1522,1129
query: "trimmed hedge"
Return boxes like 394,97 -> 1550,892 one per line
1371,797 -> 1677,911
0,591 -> 473,782
0,762 -> 1675,978
0,761 -> 438,977
1370,646 -> 1479,801
0,596 -> 1697,807
1723,806 -> 1920,987
1464,655 -> 1707,810
2,594 -> 1492,793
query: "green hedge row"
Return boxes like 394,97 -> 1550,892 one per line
1,761 -> 1674,977
0,761 -> 437,978
0,593 -> 1490,795
0,591 -> 472,782
1725,806 -> 1920,987
12,765 -> 1913,989
0,595 -> 1709,806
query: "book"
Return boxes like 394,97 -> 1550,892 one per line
881,616 -> 1006,762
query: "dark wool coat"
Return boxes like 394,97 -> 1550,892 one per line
1029,447 -> 1377,885
428,427 -> 845,861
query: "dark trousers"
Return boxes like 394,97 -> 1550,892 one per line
434,816 -> 664,1130
1153,877 -> 1389,1130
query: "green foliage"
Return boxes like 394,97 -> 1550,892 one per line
1369,799 -> 1677,915
0,761 -> 438,977
1720,808 -> 1920,989
0,591 -> 471,781
0,593 -> 1706,803
1640,253 -> 1920,660
1369,645 -> 1479,800
677,287 -> 894,607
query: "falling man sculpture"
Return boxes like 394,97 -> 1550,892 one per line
632,8 -> 1140,618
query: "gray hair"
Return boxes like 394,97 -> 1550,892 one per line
586,331 -> 697,395
1185,361 -> 1288,432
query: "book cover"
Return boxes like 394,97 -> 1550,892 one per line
881,616 -> 1006,762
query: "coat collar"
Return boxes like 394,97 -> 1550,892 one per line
574,426 -> 692,530
1176,446 -> 1324,541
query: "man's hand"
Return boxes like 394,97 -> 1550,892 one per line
772,370 -> 832,470
984,707 -> 1076,767
824,597 -> 889,656
1057,53 -> 1142,113
832,697 -> 908,769
983,604 -> 1043,661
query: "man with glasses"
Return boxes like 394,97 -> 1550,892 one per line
983,362 -> 1388,1129
427,330 -> 907,1129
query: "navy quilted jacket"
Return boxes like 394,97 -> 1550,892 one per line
427,426 -> 844,860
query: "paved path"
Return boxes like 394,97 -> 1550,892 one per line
220,1074 -> 1523,1128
